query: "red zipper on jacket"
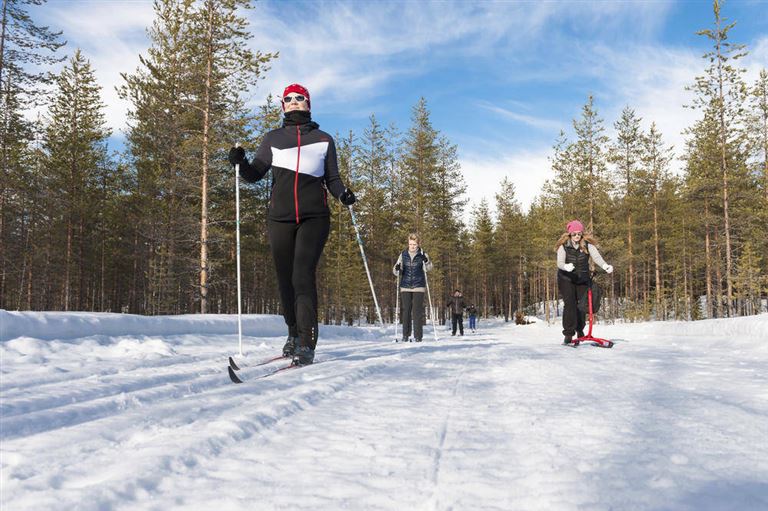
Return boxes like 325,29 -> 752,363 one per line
294,126 -> 301,223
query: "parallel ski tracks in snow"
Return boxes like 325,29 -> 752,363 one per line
427,357 -> 470,511
1,340 -> 413,440
3,344 -> 421,509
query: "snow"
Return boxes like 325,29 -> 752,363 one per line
2,309 -> 767,510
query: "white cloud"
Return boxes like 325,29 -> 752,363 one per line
32,1 -> 154,137
459,148 -> 553,223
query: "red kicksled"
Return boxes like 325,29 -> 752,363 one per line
573,286 -> 614,348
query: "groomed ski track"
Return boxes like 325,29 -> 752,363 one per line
2,313 -> 767,511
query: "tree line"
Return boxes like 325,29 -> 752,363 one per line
1,0 -> 766,323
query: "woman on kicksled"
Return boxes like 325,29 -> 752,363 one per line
393,234 -> 433,342
555,220 -> 613,345
228,84 -> 356,365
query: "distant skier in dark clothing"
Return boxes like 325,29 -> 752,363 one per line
393,233 -> 433,342
555,220 -> 613,345
228,83 -> 356,365
446,290 -> 466,336
467,304 -> 478,332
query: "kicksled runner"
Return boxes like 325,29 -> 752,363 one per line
566,280 -> 614,349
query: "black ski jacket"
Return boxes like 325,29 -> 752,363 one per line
239,116 -> 346,223
446,296 -> 466,315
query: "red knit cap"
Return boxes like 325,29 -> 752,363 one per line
282,83 -> 310,110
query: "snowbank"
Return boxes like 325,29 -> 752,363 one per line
0,310 -> 386,343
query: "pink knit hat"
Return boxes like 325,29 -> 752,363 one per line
566,220 -> 585,233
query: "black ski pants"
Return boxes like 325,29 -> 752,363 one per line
451,313 -> 464,336
268,217 -> 330,349
558,271 -> 588,337
400,291 -> 424,341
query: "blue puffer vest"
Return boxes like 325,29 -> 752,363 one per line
400,249 -> 427,289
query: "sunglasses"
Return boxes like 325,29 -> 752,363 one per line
570,232 -> 583,237
283,95 -> 306,103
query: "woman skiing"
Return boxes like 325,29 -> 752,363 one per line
555,220 -> 613,345
228,84 -> 356,365
393,234 -> 433,342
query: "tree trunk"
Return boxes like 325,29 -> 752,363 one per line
653,189 -> 662,319
715,12 -> 734,317
627,213 -> 634,302
705,207 -> 713,319
198,1 -> 215,314
714,229 -> 724,318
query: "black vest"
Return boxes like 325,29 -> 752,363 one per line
561,242 -> 591,284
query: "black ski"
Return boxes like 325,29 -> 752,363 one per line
228,361 -> 303,384
228,365 -> 244,383
229,354 -> 288,372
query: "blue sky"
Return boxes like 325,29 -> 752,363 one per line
33,0 -> 768,217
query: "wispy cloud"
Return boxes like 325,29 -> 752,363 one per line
243,0 -> 673,110
479,102 -> 565,132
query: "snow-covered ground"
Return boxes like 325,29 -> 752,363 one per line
1,310 -> 767,511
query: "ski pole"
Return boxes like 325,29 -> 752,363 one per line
234,156 -> 243,356
348,206 -> 383,325
394,274 -> 400,341
424,269 -> 439,341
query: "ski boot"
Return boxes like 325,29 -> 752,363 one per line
292,345 -> 315,366
562,335 -> 573,345
282,336 -> 298,357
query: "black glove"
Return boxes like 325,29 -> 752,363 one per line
339,188 -> 356,206
395,263 -> 401,272
422,255 -> 429,264
228,146 -> 246,166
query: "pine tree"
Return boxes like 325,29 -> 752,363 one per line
494,177 -> 523,320
543,130 -> 577,221
572,95 -> 610,233
639,123 -> 674,319
119,0 -> 276,314
749,69 -> 768,202
0,0 -> 64,309
354,114 -> 402,323
469,199 -> 494,317
185,0 -> 276,313
400,98 -> 439,236
43,49 -> 111,310
733,240 -> 763,315
689,0 -> 749,316
119,0 -> 189,313
609,106 -> 643,303
682,108 -> 721,318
